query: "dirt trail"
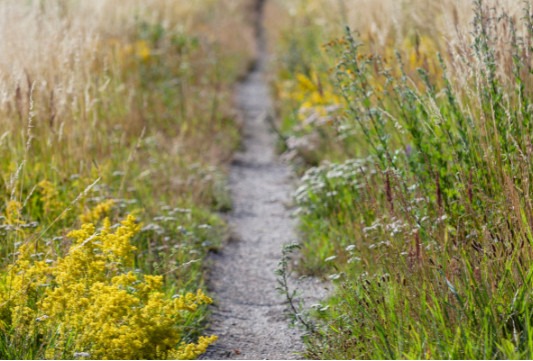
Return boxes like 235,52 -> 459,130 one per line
202,1 -> 325,359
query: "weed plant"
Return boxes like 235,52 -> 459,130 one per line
272,0 -> 533,358
0,0 -> 253,358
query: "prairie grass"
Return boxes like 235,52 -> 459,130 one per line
269,0 -> 533,358
0,0 -> 253,358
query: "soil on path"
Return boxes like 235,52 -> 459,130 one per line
202,1 -> 326,359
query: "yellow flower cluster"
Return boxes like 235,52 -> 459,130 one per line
134,40 -> 152,61
282,71 -> 342,124
364,33 -> 443,85
172,335 -> 219,360
401,34 -> 441,77
37,180 -> 64,215
109,38 -> 153,67
79,199 -> 114,224
5,199 -> 23,225
0,214 -> 216,359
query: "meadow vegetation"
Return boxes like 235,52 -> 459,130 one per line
267,0 -> 533,358
0,0 -> 254,358
6,0 -> 533,358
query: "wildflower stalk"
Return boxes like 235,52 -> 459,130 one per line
275,243 -> 316,334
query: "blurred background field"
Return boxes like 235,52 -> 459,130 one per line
0,0 -> 256,358
265,0 -> 533,359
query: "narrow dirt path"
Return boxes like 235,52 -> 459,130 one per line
202,1 -> 325,359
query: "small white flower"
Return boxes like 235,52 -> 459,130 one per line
35,315 -> 49,322
328,273 -> 342,280
324,255 -> 337,262
74,352 -> 91,358
345,244 -> 356,252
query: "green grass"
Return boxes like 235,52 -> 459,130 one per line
272,0 -> 533,358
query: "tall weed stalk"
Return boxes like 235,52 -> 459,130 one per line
292,1 -> 533,358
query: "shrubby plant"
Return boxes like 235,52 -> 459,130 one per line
271,0 -> 533,358
0,215 -> 216,359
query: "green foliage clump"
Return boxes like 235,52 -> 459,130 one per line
277,0 -> 533,358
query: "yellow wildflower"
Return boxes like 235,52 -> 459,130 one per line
37,180 -> 63,215
135,40 -> 151,61
285,71 -> 343,124
0,214 -> 216,359
5,199 -> 23,225
79,199 -> 114,224
172,335 -> 218,360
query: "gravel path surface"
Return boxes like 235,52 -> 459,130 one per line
201,1 -> 326,359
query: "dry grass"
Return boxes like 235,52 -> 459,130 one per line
0,0 -> 256,204
265,0 -> 529,77
0,0 -> 256,358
